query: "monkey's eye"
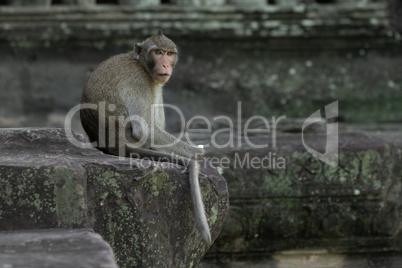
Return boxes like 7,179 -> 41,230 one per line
167,52 -> 174,56
154,50 -> 163,55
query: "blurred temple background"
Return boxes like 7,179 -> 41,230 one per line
0,0 -> 401,134
1,0 -> 402,267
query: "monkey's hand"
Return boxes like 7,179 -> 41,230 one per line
192,146 -> 205,160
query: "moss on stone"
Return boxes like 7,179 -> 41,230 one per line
49,166 -> 87,227
0,164 -> 87,230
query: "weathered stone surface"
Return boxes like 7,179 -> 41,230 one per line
389,0 -> 402,34
0,3 -> 397,49
0,2 -> 401,131
200,130 -> 402,267
1,49 -> 402,134
8,0 -> 50,6
0,128 -> 230,268
0,229 -> 118,268
200,251 -> 402,268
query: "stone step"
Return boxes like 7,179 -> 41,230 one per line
0,229 -> 118,268
0,128 -> 230,268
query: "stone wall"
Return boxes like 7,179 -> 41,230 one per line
0,0 -> 383,7
0,1 -> 397,48
200,129 -> 402,268
0,0 -> 400,133
388,0 -> 402,34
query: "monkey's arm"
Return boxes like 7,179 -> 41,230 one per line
130,122 -> 204,159
151,124 -> 205,159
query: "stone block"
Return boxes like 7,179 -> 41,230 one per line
0,229 -> 118,268
0,128 -> 230,268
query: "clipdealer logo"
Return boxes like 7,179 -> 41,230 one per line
302,101 -> 339,167
64,101 -> 339,170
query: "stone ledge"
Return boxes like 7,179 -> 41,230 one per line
0,128 -> 230,268
0,3 -> 398,50
0,229 -> 118,268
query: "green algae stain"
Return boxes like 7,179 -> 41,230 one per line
0,165 -> 87,230
209,204 -> 218,226
94,169 -> 123,202
86,167 -> 143,268
140,172 -> 174,198
48,166 -> 87,227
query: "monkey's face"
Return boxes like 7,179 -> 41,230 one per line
134,32 -> 179,85
148,48 -> 178,84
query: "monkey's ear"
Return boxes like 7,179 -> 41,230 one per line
134,42 -> 143,60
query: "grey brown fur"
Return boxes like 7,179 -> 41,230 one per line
80,32 -> 211,244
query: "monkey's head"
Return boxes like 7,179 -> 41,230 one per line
134,30 -> 178,84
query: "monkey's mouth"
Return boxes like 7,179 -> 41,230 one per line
158,73 -> 171,77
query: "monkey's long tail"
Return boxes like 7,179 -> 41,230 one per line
189,161 -> 212,245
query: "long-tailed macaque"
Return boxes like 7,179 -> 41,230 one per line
80,31 -> 211,244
